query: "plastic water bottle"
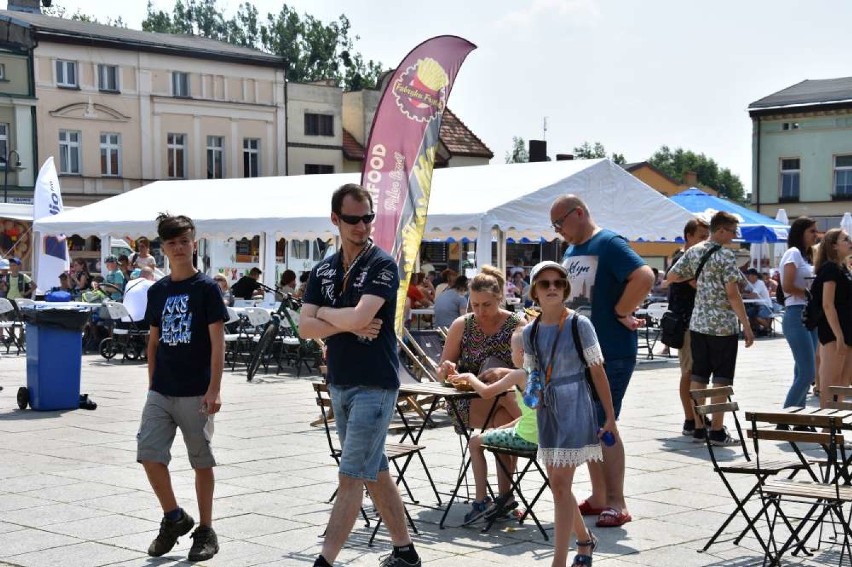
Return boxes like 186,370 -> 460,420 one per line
600,429 -> 616,447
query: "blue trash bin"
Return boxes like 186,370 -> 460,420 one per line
22,306 -> 89,411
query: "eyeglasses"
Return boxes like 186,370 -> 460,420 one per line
551,208 -> 579,230
536,278 -> 568,290
338,213 -> 376,225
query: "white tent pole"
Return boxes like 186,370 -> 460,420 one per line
497,230 -> 507,274
475,216 -> 493,271
99,232 -> 108,275
261,232 -> 277,293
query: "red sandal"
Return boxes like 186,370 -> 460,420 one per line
578,499 -> 605,516
596,507 -> 632,528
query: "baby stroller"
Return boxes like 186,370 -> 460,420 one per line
99,301 -> 149,362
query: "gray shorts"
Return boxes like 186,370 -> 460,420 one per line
137,391 -> 216,469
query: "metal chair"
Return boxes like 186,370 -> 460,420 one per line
311,381 -> 421,546
101,301 -> 149,363
0,297 -> 24,354
690,386 -> 811,555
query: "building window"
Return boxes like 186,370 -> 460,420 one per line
206,136 -> 224,179
97,64 -> 119,92
167,133 -> 186,179
781,122 -> 800,131
172,71 -> 190,97
834,155 -> 852,199
305,164 -> 334,175
243,138 -> 260,178
304,113 -> 333,136
100,133 -> 121,176
55,59 -> 77,88
59,130 -> 81,174
0,123 -> 7,166
779,158 -> 800,202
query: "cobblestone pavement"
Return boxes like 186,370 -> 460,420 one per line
0,333 -> 841,566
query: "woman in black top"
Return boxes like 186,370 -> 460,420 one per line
813,228 -> 852,402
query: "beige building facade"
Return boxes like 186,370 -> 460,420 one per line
288,74 -> 493,176
0,10 -> 286,206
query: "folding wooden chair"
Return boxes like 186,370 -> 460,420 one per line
311,381 -> 422,546
480,440 -> 550,540
403,328 -> 444,371
691,387 -> 812,554
747,411 -> 852,566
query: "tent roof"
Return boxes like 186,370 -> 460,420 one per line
483,159 -> 694,241
671,188 -> 789,242
34,159 -> 694,243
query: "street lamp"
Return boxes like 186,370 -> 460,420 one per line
3,150 -> 23,203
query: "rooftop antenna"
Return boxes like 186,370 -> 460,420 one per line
542,117 -> 548,140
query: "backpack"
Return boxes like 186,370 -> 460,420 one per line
801,289 -> 822,331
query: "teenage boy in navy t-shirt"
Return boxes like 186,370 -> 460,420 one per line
137,213 -> 227,562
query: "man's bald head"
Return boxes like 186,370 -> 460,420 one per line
140,267 -> 155,281
551,195 -> 589,217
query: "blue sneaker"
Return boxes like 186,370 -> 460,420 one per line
462,498 -> 492,525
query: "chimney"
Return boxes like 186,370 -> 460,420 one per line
684,170 -> 698,187
556,154 -> 574,161
528,140 -> 547,162
7,0 -> 44,13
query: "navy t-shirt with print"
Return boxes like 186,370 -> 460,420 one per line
562,229 -> 647,360
145,272 -> 228,397
303,245 -> 400,390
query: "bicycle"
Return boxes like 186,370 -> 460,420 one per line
245,287 -> 324,382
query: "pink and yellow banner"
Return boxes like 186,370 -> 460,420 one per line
361,35 -> 476,333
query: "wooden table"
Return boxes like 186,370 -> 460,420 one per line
397,380 -> 506,528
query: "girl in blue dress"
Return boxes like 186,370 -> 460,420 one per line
525,261 -> 618,567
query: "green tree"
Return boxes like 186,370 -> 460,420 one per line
573,141 -> 626,165
649,145 -> 745,201
141,0 -> 383,90
505,136 -> 529,164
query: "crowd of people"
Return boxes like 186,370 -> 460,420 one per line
3,179 -> 846,567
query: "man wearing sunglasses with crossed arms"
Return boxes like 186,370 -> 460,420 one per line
551,194 -> 654,529
300,183 -> 421,567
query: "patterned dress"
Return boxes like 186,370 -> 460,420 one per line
525,313 -> 604,468
449,312 -> 523,432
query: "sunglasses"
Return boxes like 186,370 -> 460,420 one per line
551,208 -> 579,230
338,213 -> 376,225
536,278 -> 568,290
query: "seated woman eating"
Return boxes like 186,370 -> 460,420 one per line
437,265 -> 523,521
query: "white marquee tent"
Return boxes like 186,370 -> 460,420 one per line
34,159 -> 694,285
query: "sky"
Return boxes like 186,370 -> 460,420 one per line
20,0 -> 852,192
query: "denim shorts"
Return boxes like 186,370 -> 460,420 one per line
593,357 -> 636,427
329,384 -> 397,482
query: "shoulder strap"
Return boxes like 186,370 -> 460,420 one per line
571,313 -> 587,369
694,243 -> 721,281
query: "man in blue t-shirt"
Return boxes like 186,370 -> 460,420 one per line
552,194 -> 654,529
301,183 -> 420,567
137,213 -> 227,562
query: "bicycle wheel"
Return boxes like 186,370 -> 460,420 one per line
247,322 -> 279,382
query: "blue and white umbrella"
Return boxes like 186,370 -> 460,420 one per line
670,188 -> 789,243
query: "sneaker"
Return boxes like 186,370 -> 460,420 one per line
709,427 -> 739,447
692,427 -> 707,442
462,498 -> 491,525
682,417 -> 711,436
379,553 -> 422,567
484,498 -> 519,523
188,526 -> 219,562
147,511 -> 195,557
